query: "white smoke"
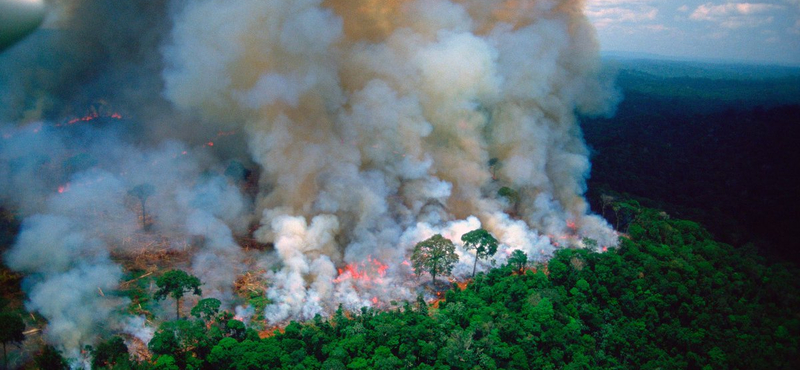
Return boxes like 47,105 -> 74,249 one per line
0,0 -> 619,358
0,125 -> 254,356
163,0 -> 619,324
121,316 -> 155,345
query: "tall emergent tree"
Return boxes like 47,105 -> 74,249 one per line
508,250 -> 528,273
461,229 -> 498,277
0,312 -> 24,370
412,234 -> 458,286
488,158 -> 500,180
155,270 -> 202,320
128,183 -> 155,230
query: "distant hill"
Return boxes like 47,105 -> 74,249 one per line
583,59 -> 800,263
601,51 -> 800,72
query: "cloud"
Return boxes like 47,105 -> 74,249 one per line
690,2 -> 784,28
586,7 -> 658,21
790,18 -> 800,34
586,0 -> 657,4
644,24 -> 669,31
691,2 -> 782,20
586,0 -> 659,28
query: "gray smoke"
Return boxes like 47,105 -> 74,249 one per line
162,0 -> 619,322
0,123 -> 251,358
0,0 -> 620,360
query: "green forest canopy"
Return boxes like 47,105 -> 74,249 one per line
43,204 -> 800,370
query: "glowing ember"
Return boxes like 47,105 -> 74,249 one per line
547,232 -> 581,248
333,255 -> 389,284
61,112 -> 124,126
56,177 -> 108,194
369,255 -> 389,276
336,264 -> 368,281
67,112 -> 99,125
259,326 -> 286,339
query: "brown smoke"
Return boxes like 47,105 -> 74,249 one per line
0,0 -> 619,359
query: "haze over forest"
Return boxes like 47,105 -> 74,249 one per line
0,0 -> 798,369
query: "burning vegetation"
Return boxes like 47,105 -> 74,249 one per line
0,0 -> 622,366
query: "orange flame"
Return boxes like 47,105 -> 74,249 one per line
333,255 -> 389,284
60,112 -> 124,127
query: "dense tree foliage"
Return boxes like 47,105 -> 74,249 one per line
154,270 -> 202,320
582,64 -> 800,262
412,234 -> 458,286
128,183 -> 155,230
191,298 -> 221,322
91,336 -> 133,369
461,229 -> 498,277
508,250 -> 528,274
80,205 -> 799,370
34,345 -> 68,370
0,311 -> 24,369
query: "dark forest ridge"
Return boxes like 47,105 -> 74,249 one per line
583,58 -> 800,264
602,50 -> 800,71
600,57 -> 800,111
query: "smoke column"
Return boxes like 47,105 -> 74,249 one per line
162,0 -> 619,320
0,0 -> 619,361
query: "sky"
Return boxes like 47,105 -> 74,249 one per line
585,0 -> 800,65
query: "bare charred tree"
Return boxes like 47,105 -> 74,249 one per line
128,183 -> 155,230
600,194 -> 615,220
612,203 -> 621,230
488,158 -> 499,180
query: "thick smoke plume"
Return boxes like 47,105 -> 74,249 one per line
0,0 -> 618,361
